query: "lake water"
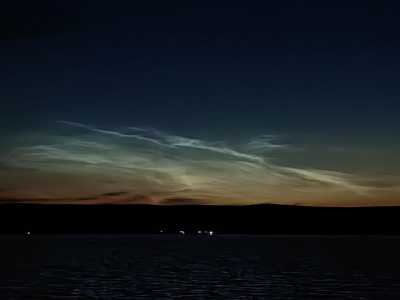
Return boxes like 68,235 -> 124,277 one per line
1,235 -> 400,299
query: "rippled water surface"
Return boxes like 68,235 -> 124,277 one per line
1,235 -> 400,299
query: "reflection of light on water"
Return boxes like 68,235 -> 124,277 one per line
0,235 -> 395,299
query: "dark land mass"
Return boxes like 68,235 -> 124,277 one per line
0,203 -> 399,235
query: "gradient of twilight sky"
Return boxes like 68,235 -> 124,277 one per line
0,1 -> 399,206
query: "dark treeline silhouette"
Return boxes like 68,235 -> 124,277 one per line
0,204 -> 399,235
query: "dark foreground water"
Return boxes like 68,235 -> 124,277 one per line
1,235 -> 400,299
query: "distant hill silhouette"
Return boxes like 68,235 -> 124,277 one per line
0,203 -> 399,234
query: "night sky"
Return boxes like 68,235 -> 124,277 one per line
0,1 -> 399,206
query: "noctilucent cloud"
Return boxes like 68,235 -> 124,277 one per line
0,2 -> 399,205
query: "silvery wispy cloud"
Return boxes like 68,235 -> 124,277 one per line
0,121 -> 376,205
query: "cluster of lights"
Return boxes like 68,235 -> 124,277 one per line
198,230 -> 214,236
159,229 -> 214,236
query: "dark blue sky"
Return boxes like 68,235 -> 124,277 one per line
0,1 -> 399,205
2,1 -> 399,129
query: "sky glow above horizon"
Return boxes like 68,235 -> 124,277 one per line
0,121 -> 398,206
